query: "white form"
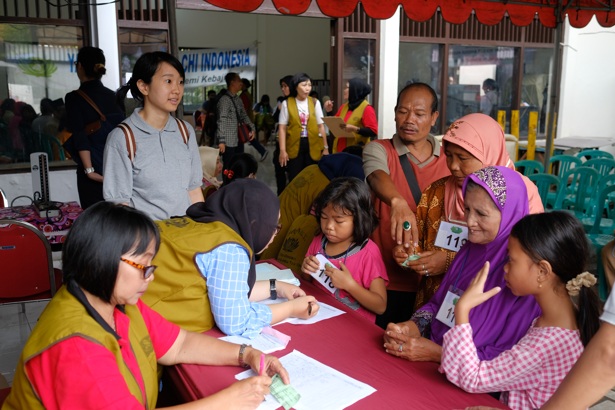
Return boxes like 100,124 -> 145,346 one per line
259,298 -> 345,325
236,350 -> 376,410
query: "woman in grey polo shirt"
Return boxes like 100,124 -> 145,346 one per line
103,52 -> 203,220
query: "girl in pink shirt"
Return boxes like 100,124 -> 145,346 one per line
440,211 -> 602,410
301,177 -> 388,322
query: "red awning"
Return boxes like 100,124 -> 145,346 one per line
201,0 -> 615,28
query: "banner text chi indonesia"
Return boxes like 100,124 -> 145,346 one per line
180,45 -> 257,88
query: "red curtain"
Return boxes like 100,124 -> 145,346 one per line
202,0 -> 615,28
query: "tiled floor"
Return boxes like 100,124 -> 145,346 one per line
2,142 -> 615,408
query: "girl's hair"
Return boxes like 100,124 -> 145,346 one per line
289,72 -> 312,98
313,177 -> 378,244
116,51 -> 185,107
62,202 -> 160,303
511,211 -> 602,346
222,153 -> 258,186
77,46 -> 106,80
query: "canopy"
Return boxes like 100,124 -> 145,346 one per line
202,0 -> 614,28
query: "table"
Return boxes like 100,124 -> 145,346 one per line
519,136 -> 615,152
0,201 -> 83,248
165,262 -> 508,410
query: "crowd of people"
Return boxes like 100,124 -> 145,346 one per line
3,46 -> 613,410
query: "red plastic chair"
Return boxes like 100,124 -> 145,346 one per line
0,219 -> 61,312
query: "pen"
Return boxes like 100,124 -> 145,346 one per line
308,301 -> 313,316
259,353 -> 265,376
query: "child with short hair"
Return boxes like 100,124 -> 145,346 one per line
440,211 -> 602,410
301,177 -> 388,321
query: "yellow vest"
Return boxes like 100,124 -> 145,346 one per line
4,286 -> 158,409
141,218 -> 251,332
286,97 -> 323,161
333,100 -> 370,153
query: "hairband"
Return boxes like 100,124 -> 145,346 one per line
223,169 -> 234,179
565,271 -> 597,296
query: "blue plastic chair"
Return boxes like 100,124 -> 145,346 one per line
548,154 -> 582,176
584,158 -> 615,178
553,166 -> 600,216
576,149 -> 614,161
528,173 -> 560,209
514,160 -> 544,176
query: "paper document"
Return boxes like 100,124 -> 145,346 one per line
236,350 -> 376,410
256,262 -> 300,286
322,116 -> 355,139
261,298 -> 345,326
220,327 -> 291,353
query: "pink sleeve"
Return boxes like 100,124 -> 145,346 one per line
305,234 -> 322,257
137,300 -> 181,359
359,240 -> 389,288
361,105 -> 378,134
27,338 -> 145,410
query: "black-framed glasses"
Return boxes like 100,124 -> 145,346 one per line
275,223 -> 282,235
121,258 -> 157,279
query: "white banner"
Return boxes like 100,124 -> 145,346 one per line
180,45 -> 257,88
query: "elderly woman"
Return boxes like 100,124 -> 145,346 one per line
143,179 -> 319,338
384,166 -> 541,362
5,202 -> 288,409
393,113 -> 543,309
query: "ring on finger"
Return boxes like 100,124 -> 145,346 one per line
398,343 -> 403,352
403,221 -> 411,231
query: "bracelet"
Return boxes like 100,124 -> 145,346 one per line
323,146 -> 329,150
84,167 -> 95,175
238,343 -> 250,368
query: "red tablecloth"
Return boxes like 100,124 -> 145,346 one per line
165,261 -> 508,410
0,201 -> 83,245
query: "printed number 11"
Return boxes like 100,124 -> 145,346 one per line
447,307 -> 455,321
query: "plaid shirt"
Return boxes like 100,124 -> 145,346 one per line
440,321 -> 583,410
215,91 -> 254,147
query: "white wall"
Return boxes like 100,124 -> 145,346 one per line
176,10 -> 331,104
1,169 -> 79,206
559,17 -> 615,144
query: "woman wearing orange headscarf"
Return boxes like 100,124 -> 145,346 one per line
393,113 -> 543,309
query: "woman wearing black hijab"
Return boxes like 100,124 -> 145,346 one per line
186,179 -> 319,337
324,78 -> 378,153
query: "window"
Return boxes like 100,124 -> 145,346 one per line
343,38 -> 376,100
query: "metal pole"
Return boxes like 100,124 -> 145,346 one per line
543,1 -> 566,169
167,0 -> 184,118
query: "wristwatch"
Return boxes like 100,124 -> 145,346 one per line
84,167 -> 95,175
269,279 -> 277,300
238,343 -> 250,367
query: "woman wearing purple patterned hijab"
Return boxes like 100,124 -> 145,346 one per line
383,166 -> 541,362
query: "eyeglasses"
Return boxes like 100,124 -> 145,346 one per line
275,223 -> 282,235
121,258 -> 157,279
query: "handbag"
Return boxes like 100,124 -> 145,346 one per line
230,95 -> 251,144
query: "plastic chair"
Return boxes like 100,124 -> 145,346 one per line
527,173 -> 560,209
504,134 -> 519,162
583,157 -> 615,178
552,166 -> 600,216
576,149 -> 614,161
548,154 -> 582,176
0,219 -> 61,312
514,159 -> 544,176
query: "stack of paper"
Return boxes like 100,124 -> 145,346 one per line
256,262 -> 300,286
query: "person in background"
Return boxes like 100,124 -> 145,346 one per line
254,94 -> 274,143
278,72 -> 328,182
216,73 -> 256,169
65,46 -> 125,209
324,78 -> 377,153
143,179 -> 320,337
31,98 -> 55,136
3,201 -> 289,409
201,89 -> 218,146
480,78 -> 499,119
272,75 -> 293,194
363,82 -> 450,327
301,177 -> 388,322
440,212 -> 601,410
392,113 -> 543,310
239,78 -> 268,162
199,146 -> 222,200
104,51 -> 203,220
222,152 -> 258,186
383,166 -> 540,363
